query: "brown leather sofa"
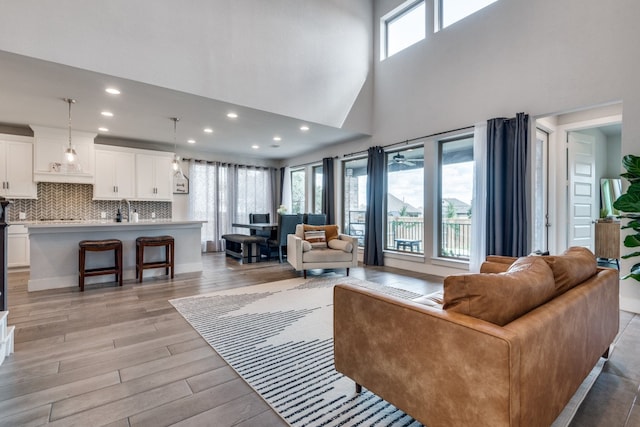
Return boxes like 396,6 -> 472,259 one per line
334,247 -> 619,427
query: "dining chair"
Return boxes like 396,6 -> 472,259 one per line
249,213 -> 271,239
261,213 -> 303,262
305,213 -> 327,225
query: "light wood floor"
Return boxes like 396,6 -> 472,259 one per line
1,254 -> 638,426
0,254 -> 441,426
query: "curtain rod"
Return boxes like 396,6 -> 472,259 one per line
181,157 -> 276,170
342,125 -> 475,158
288,156 -> 338,169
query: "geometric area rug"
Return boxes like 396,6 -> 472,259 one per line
169,277 -> 603,427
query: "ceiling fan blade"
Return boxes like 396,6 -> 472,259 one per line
405,161 -> 416,166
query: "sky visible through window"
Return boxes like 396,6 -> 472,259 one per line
442,0 -> 498,29
387,1 -> 426,57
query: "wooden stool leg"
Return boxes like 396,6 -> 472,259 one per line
79,247 -> 85,292
165,243 -> 169,276
170,241 -> 175,279
138,244 -> 144,283
117,245 -> 123,287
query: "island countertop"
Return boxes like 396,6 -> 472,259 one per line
26,220 -> 206,291
24,219 -> 205,233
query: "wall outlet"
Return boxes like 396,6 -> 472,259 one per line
151,212 -> 156,219
101,212 -> 106,219
19,212 -> 26,220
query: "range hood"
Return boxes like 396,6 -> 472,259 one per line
30,125 -> 96,184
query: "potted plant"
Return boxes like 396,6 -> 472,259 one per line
612,154 -> 640,280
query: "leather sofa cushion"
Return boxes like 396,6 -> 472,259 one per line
303,247 -> 354,263
542,246 -> 597,296
443,256 -> 556,326
480,255 -> 517,273
303,224 -> 339,242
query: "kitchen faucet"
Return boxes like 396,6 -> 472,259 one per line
120,199 -> 131,222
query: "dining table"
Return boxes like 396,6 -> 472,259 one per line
231,222 -> 279,231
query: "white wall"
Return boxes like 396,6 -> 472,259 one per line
0,0 -> 373,133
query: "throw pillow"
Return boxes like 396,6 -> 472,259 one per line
541,246 -> 597,296
303,224 -> 339,242
443,256 -> 556,326
328,238 -> 353,253
304,230 -> 327,248
302,240 -> 312,252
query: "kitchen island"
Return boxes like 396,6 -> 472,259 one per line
26,220 -> 205,291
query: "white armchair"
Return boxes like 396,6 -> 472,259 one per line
287,224 -> 358,278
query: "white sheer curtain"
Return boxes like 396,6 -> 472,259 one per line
470,122 -> 487,272
188,160 -> 275,252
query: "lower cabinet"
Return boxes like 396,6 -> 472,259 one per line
8,225 -> 29,268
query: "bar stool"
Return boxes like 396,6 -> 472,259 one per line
136,235 -> 175,283
78,239 -> 123,292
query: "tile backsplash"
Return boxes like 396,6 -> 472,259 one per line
6,183 -> 171,222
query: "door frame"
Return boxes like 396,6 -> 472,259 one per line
549,114 -> 622,254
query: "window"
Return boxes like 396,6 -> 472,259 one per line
343,158 -> 368,247
312,165 -> 323,214
386,146 -> 424,254
290,169 -> 306,214
533,129 -> 549,252
439,136 -> 474,259
382,0 -> 426,59
437,0 -> 498,30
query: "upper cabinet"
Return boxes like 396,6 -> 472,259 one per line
31,125 -> 96,184
0,134 -> 36,199
135,153 -> 173,201
93,147 -> 135,200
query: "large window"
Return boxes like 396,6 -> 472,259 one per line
312,165 -> 323,214
386,146 -> 424,254
382,0 -> 426,59
439,136 -> 474,259
437,0 -> 498,30
343,158 -> 368,247
291,169 -> 306,214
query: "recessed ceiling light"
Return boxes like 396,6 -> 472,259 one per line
101,111 -> 114,117
203,128 -> 213,133
273,136 -> 282,142
187,139 -> 196,144
227,112 -> 238,119
300,125 -> 309,131
251,144 -> 260,150
98,127 -> 109,132
105,88 -> 120,95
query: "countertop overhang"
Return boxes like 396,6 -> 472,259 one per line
22,220 -> 206,233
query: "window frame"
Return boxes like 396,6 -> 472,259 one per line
435,0 -> 499,31
312,164 -> 323,214
290,168 -> 306,214
385,145 -> 425,254
437,134 -> 474,261
342,157 -> 368,248
380,0 -> 426,60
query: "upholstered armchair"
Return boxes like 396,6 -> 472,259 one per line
287,224 -> 358,278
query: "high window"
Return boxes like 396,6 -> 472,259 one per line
312,165 -> 323,214
437,0 -> 498,30
343,158 -> 368,247
381,0 -> 426,59
439,136 -> 474,260
290,169 -> 306,214
386,146 -> 424,254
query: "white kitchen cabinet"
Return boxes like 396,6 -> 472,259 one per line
0,136 -> 36,199
31,126 -> 96,184
135,153 -> 173,201
93,148 -> 135,200
8,225 -> 29,267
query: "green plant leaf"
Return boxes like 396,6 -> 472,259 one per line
620,173 -> 640,183
622,220 -> 640,231
621,272 -> 640,281
614,193 -> 640,213
623,155 -> 640,176
624,234 -> 640,247
622,251 -> 640,259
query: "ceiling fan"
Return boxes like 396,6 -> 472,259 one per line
389,153 -> 424,167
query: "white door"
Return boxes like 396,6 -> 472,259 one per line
567,131 -> 596,250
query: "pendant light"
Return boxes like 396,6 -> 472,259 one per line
170,117 -> 185,179
63,98 -> 79,167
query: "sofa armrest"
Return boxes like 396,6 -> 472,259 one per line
338,234 -> 359,265
287,234 -> 303,270
334,283 -> 520,427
